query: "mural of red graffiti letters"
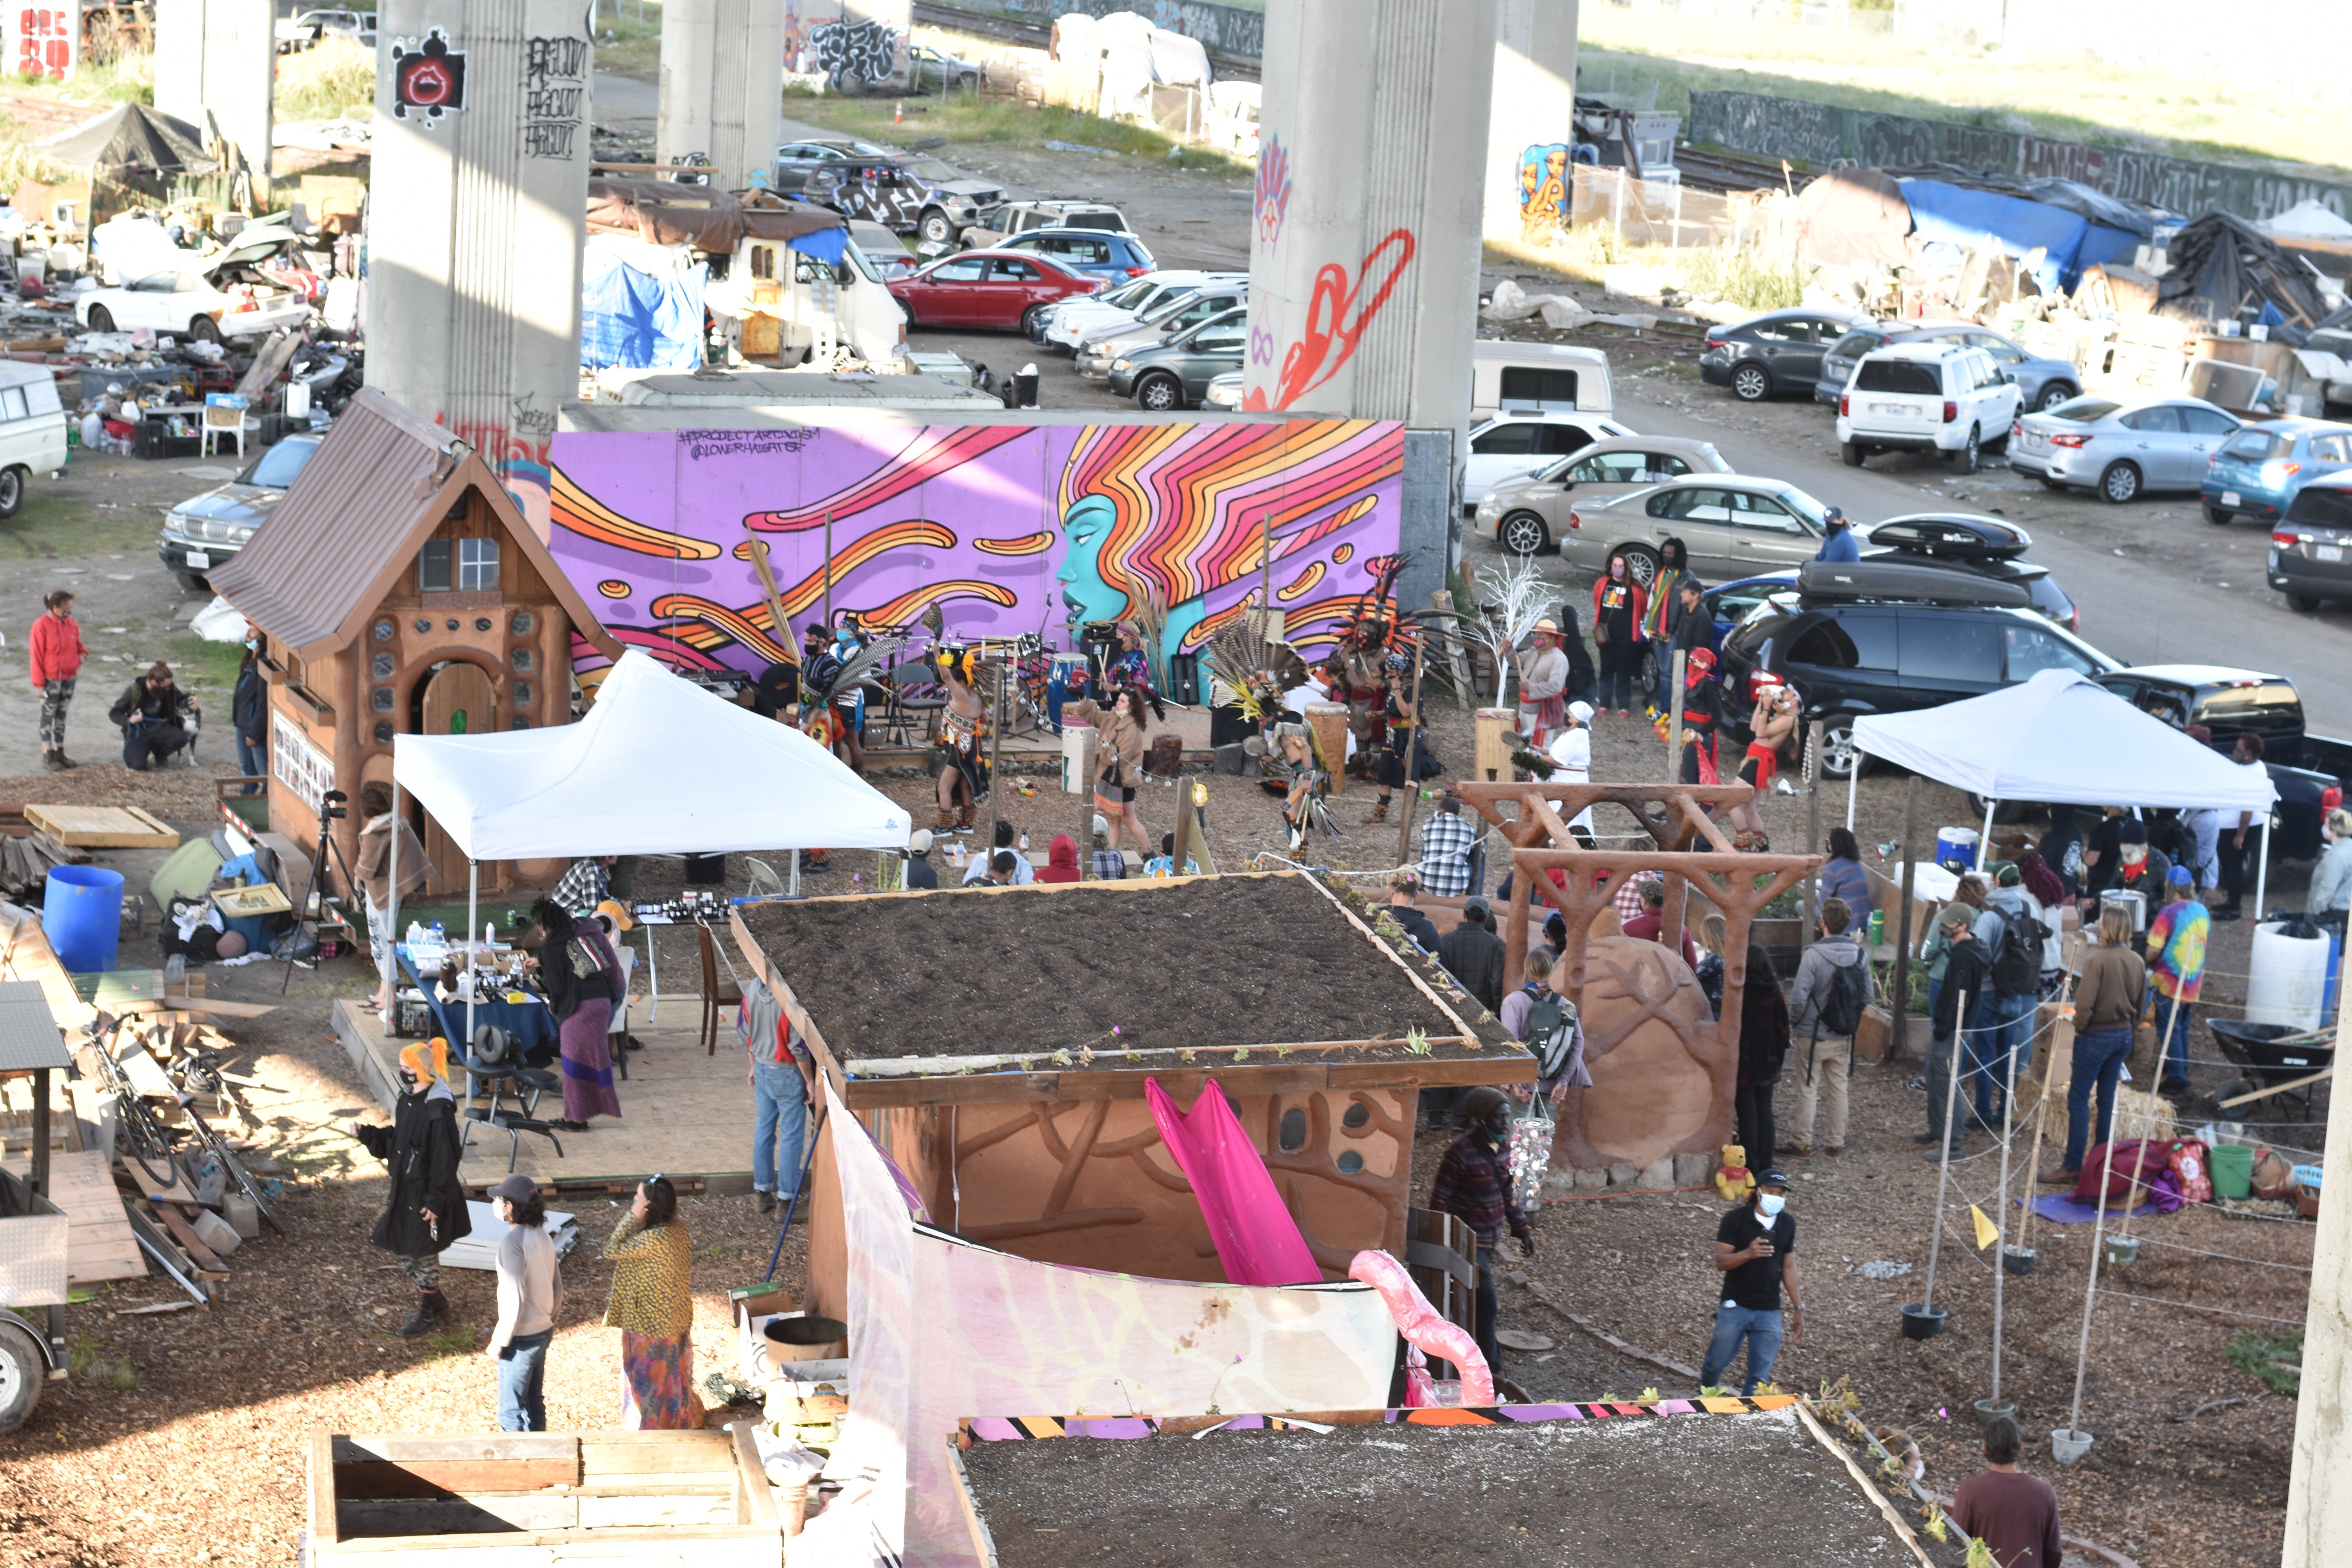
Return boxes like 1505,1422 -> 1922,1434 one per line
1242,229 -> 1416,413
544,418 -> 1405,681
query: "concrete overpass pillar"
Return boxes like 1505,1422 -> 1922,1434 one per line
154,0 -> 275,181
1244,0 -> 1498,612
365,0 -> 592,535
1483,0 -> 1577,248
657,0 -> 785,190
2284,975 -> 2352,1566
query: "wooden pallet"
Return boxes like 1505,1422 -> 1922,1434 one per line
24,804 -> 179,849
2,1149 -> 145,1285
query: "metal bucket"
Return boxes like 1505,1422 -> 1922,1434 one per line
2103,1234 -> 2140,1266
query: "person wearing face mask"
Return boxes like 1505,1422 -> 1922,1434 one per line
1701,1170 -> 1801,1396
1588,556 -> 1647,717
1428,1086 -> 1536,1374
231,631 -> 269,795
349,1040 -> 474,1337
2101,819 -> 2171,924
1812,506 -> 1859,563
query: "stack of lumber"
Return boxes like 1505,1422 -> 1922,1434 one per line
0,805 -> 88,902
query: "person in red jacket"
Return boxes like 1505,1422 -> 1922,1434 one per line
1589,554 -> 1648,717
29,588 -> 86,771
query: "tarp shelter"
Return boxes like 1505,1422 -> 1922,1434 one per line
580,238 -> 707,372
1899,178 -> 2138,294
386,649 -> 912,1036
2158,212 -> 2331,336
34,103 -> 217,179
1847,668 -> 2282,911
584,178 -> 844,256
1794,167 -> 1913,271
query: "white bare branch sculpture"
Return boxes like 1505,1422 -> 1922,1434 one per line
1462,556 -> 1555,709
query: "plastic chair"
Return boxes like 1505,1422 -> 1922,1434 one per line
698,922 -> 741,1055
606,944 -> 636,1081
744,858 -> 787,900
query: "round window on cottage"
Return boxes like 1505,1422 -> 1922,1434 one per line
373,619 -> 394,642
511,611 -> 534,636
371,652 -> 395,680
510,715 -> 531,731
444,618 -> 460,632
1278,1108 -> 1307,1152
475,617 -> 493,633
413,618 -> 431,635
373,720 -> 394,745
1342,1102 -> 1371,1131
371,687 -> 394,713
510,647 -> 532,672
512,681 -> 532,707
1335,1150 -> 1364,1175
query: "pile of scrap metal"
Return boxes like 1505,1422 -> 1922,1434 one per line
2154,212 -> 2334,340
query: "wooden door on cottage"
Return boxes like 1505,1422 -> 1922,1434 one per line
417,661 -> 497,897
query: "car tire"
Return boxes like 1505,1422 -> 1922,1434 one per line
87,305 -> 114,333
2288,593 -> 2323,614
1498,510 -> 1550,556
1840,440 -> 1865,468
188,315 -> 223,345
1730,363 -> 1772,402
1619,543 -> 1661,589
0,466 -> 21,520
1020,305 -> 1048,338
2036,383 -> 2078,412
2203,505 -> 2235,526
1951,425 -> 1980,474
2037,475 -> 2065,491
1136,373 -> 1183,412
0,1319 -> 43,1436
2098,461 -> 2143,504
1815,716 -> 1864,782
916,209 -> 954,248
174,570 -> 208,594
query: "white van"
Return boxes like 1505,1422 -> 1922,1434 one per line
703,227 -> 910,373
1471,341 -> 1614,424
0,362 -> 67,518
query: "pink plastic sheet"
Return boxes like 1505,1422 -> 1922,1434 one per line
1348,1248 -> 1495,1408
1144,1076 -> 1322,1287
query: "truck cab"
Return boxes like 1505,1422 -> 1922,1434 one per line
2097,664 -> 2352,860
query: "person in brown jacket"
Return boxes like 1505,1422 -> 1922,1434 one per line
354,780 -> 430,1016
2053,904 -> 2145,1176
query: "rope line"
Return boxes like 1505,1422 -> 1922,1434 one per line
2093,1289 -> 2307,1327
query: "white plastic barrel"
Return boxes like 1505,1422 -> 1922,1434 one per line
2247,918 -> 2332,1030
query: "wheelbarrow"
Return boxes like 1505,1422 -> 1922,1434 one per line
2206,1018 -> 2335,1120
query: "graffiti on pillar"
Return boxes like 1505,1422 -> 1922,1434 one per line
1242,230 -> 1415,413
1517,144 -> 1570,238
810,18 -> 899,86
4,5 -> 74,82
522,35 -> 590,158
390,29 -> 468,123
1253,134 -> 1292,247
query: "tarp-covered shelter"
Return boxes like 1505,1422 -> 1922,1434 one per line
1899,178 -> 2139,294
580,239 -> 707,371
1794,167 -> 1913,270
2158,212 -> 2332,336
584,178 -> 844,257
34,103 -> 216,179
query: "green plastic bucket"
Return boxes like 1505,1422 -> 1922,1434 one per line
2210,1143 -> 2254,1201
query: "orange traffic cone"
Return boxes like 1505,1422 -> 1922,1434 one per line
894,100 -> 904,123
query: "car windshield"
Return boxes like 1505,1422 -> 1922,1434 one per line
1140,289 -> 1217,324
901,156 -> 961,181
1775,487 -> 1830,532
1826,330 -> 1884,359
2222,430 -> 2292,461
842,241 -> 885,284
2050,399 -> 2121,423
241,436 -> 320,490
2288,486 -> 2352,530
1100,278 -> 1159,309
2194,681 -> 2303,729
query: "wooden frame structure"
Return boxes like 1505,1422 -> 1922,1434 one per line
730,872 -> 1535,1313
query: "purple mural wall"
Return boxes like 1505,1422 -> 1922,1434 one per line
546,417 -> 1406,677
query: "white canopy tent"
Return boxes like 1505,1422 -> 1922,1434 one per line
383,649 -> 913,1044
1846,668 -> 2281,915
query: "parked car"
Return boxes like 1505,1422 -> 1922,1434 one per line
1078,284 -> 1248,378
1699,307 -> 1871,402
846,220 -> 920,280
906,42 -> 980,94
1559,474 -> 1839,586
960,198 -> 1131,251
803,155 -> 1005,249
1856,513 -> 2078,630
1471,341 -> 1615,422
1471,434 -> 1724,555
2008,393 -> 2241,504
1814,320 -> 2080,413
1835,340 -> 2022,474
157,434 -> 325,589
275,7 -> 367,49
1715,560 -> 2118,777
2201,417 -> 2352,527
2096,664 -> 2352,859
1041,270 -> 1238,351
2266,474 -> 2352,612
1109,311 -> 1248,410
990,227 -> 1155,283
0,360 -> 67,519
1463,414 -> 1635,510
1203,370 -> 1245,410
773,138 -> 895,196
76,230 -> 312,342
888,249 -> 1100,332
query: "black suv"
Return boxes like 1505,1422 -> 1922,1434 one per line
1714,561 -> 2117,777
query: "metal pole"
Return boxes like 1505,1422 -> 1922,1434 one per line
789,849 -> 800,897
1991,1022 -> 2022,1403
822,510 -> 834,633
986,661 -> 1008,851
2255,814 -> 2271,920
1892,775 -> 1919,1061
1976,797 -> 1996,872
644,921 -> 659,1022
1802,719 -> 1823,957
1922,989 -> 1969,1315
1845,754 -> 1859,831
2067,1078 -> 2127,1438
465,860 -> 478,1053
385,778 -> 402,1038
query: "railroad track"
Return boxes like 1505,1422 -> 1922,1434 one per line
1668,146 -> 1794,196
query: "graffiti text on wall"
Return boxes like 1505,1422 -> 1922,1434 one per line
810,18 -> 899,86
522,35 -> 589,158
5,5 -> 73,82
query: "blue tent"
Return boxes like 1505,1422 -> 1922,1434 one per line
581,244 -> 707,371
1898,179 -> 2131,294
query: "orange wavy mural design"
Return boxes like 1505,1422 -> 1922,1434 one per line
1332,543 -> 1354,563
860,581 -> 1021,628
975,531 -> 1052,557
1276,562 -> 1325,602
597,580 -> 632,599
552,468 -> 721,560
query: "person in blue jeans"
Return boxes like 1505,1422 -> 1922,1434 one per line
2057,906 -> 2146,1174
752,1053 -> 809,1217
485,1173 -> 563,1432
1701,1171 -> 1802,1396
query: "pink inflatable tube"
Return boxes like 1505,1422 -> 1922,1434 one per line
1348,1249 -> 1494,1407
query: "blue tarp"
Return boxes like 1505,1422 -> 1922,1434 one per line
1899,178 -> 2116,294
788,226 -> 847,267
581,245 -> 706,370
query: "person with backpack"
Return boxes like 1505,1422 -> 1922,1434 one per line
1918,905 -> 1994,1160
1974,864 -> 2047,1130
1783,897 -> 1868,1158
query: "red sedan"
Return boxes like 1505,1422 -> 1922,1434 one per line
887,248 -> 1100,333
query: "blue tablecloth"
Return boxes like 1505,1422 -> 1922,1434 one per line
396,946 -> 560,1067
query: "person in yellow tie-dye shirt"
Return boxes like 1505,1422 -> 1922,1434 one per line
2145,866 -> 2208,1095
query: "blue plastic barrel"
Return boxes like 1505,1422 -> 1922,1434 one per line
45,864 -> 125,973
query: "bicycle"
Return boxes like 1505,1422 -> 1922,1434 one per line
167,1046 -> 287,1237
79,1014 -> 179,1191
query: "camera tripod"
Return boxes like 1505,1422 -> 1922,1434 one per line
280,788 -> 360,995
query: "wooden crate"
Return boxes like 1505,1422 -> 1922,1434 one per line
23,805 -> 179,849
309,1428 -> 780,1566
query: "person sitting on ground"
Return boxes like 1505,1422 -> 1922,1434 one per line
1439,895 -> 1508,1015
1427,1087 -> 1535,1375
901,828 -> 939,890
1033,833 -> 1082,884
1952,1416 -> 2063,1568
109,660 -> 199,771
963,820 -> 1034,885
1140,831 -> 1198,878
2310,808 -> 2352,919
1622,875 -> 1700,968
1817,826 -> 1873,919
1382,871 -> 1442,953
984,849 -> 1019,887
1417,789 -> 1480,898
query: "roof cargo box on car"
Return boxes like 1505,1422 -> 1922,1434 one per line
1798,560 -> 2033,608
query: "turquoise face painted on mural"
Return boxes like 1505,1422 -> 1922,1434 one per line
1055,493 -> 1205,668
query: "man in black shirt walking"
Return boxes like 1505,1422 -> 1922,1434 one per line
1700,1170 -> 1801,1396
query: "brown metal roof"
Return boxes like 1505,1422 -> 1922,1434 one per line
211,389 -> 620,664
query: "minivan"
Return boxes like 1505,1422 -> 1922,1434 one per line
1471,341 -> 1613,424
0,361 -> 68,519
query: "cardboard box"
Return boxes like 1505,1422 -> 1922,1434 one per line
1855,1003 -> 1894,1063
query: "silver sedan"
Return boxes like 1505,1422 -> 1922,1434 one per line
2007,393 -> 2241,504
1472,435 -> 1732,556
1557,474 -> 1837,587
